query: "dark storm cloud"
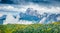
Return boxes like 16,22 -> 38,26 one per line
0,0 -> 60,6
0,0 -> 13,4
0,0 -> 60,4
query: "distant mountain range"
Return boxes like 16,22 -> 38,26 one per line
18,8 -> 60,24
0,8 -> 60,24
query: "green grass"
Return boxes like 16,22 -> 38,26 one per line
0,22 -> 60,33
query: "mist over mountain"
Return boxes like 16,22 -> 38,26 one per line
18,8 -> 60,24
0,0 -> 60,24
0,8 -> 60,24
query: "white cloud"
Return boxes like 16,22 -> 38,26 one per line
0,4 -> 60,14
4,14 -> 18,24
0,13 -> 4,17
57,16 -> 60,21
3,14 -> 33,24
0,5 -> 26,13
25,5 -> 60,13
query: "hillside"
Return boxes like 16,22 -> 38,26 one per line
0,23 -> 60,33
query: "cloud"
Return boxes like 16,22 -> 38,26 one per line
0,0 -> 60,6
0,0 -> 60,24
0,4 -> 60,14
57,16 -> 60,21
3,14 -> 33,24
0,5 -> 26,12
23,4 -> 60,13
0,13 -> 4,17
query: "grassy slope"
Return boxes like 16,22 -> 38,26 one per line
0,22 -> 60,33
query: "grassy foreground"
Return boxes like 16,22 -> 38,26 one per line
0,22 -> 60,33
